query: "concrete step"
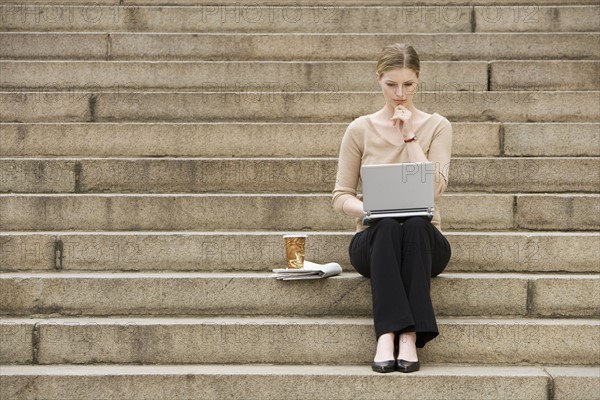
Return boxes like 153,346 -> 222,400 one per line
491,61 -> 600,90
474,5 -> 600,32
0,193 -> 504,231
3,60 -> 598,91
1,193 -> 598,231
0,5 -> 473,34
2,91 -> 599,123
1,271 -> 598,318
5,0 -> 600,5
0,60 -> 488,91
5,365 -> 598,400
124,0 -> 600,4
1,157 -> 598,194
2,5 -> 597,34
449,157 -> 600,193
1,122 -> 598,157
1,316 -> 598,365
3,366 -> 599,400
2,231 -> 598,274
0,122 -> 502,157
516,195 -> 600,231
546,367 -> 600,400
1,32 -> 598,61
1,1 -> 596,396
503,123 -> 600,156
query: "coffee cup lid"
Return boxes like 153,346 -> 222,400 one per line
283,234 -> 308,238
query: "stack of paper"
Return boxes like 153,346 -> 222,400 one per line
271,260 -> 343,280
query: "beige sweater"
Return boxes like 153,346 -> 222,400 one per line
331,112 -> 453,233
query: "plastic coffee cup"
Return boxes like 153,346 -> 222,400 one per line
283,234 -> 307,269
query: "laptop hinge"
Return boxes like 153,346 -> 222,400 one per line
367,207 -> 434,216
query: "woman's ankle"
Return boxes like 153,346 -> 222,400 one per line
373,332 -> 395,362
397,332 -> 418,362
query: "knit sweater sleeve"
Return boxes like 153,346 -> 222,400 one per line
331,118 -> 363,213
428,117 -> 453,200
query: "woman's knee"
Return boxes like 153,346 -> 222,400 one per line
374,217 -> 402,232
402,217 -> 430,233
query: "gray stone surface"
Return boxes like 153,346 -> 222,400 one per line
0,0 -> 117,3
0,159 -> 76,193
0,33 -> 107,60
450,157 -> 600,193
5,157 -> 595,194
0,272 -> 530,317
491,61 -> 600,90
0,122 -> 347,157
0,194 -> 515,231
0,60 -> 488,91
530,275 -> 600,318
1,1 -> 598,394
4,5 -> 596,34
475,6 -> 600,32
0,92 -> 91,122
28,317 -> 599,365
440,195 -> 514,230
0,194 -> 353,231
421,318 -> 600,365
0,364 -> 550,400
2,90 -> 598,123
0,233 -> 56,271
127,0 -> 600,4
447,232 -> 600,273
54,232 -> 353,272
432,273 -> 529,317
6,0 -> 600,4
0,272 -> 374,317
0,122 -> 501,157
546,366 -> 600,400
0,319 -> 36,364
2,232 -> 596,274
516,195 -> 600,231
503,123 -> 600,156
107,32 -> 600,61
93,91 -> 600,123
452,123 -> 501,156
76,158 -> 338,194
0,6 -> 472,33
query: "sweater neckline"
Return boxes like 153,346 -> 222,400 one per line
365,112 -> 440,147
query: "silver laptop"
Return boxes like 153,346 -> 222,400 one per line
361,162 -> 435,225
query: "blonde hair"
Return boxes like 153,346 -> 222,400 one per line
376,43 -> 420,78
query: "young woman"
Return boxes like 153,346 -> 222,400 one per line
332,43 -> 452,373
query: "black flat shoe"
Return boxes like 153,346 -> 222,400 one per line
372,360 -> 397,373
396,359 -> 420,373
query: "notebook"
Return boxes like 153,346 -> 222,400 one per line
361,162 -> 435,225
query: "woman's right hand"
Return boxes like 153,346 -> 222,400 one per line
342,196 -> 366,219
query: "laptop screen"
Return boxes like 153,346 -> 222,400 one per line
361,162 -> 435,213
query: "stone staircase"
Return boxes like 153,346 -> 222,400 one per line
1,1 -> 599,399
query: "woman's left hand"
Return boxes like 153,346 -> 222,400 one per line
391,105 -> 416,140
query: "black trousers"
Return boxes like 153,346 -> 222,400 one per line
348,217 -> 451,348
